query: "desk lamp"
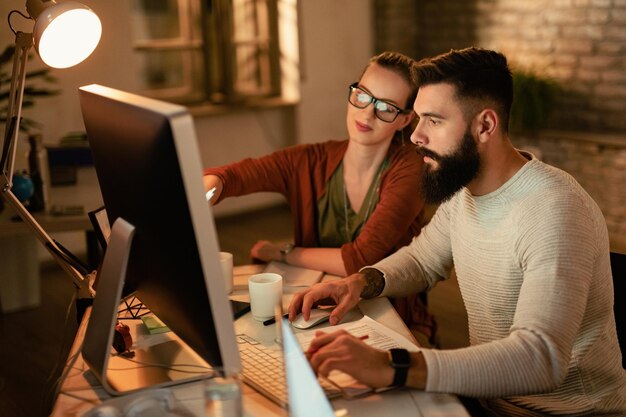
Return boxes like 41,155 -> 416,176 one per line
0,0 -> 101,302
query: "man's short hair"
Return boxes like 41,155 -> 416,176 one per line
414,47 -> 513,130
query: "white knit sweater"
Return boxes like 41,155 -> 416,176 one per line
375,155 -> 626,415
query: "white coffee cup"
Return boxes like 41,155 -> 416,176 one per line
248,273 -> 283,321
219,252 -> 234,294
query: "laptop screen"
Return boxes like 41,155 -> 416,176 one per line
281,318 -> 336,417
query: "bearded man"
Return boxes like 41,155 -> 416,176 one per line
288,47 -> 626,416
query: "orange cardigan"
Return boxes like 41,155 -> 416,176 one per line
204,140 -> 425,274
205,139 -> 436,340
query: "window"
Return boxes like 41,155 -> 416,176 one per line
130,0 -> 283,106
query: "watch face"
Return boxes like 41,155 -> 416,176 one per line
391,348 -> 410,366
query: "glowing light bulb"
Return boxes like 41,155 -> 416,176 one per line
33,2 -> 102,69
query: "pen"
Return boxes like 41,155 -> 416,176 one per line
205,186 -> 216,201
263,313 -> 289,326
307,334 -> 369,356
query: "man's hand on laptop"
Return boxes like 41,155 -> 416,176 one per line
306,329 -> 394,388
288,273 -> 367,325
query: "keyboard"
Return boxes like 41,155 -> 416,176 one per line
236,333 -> 342,407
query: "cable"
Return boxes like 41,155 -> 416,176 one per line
55,387 -> 102,406
107,354 -> 219,376
7,9 -> 31,35
51,341 -> 85,404
47,239 -> 90,276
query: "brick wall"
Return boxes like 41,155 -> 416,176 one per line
373,0 -> 420,58
374,0 -> 626,133
373,0 -> 626,251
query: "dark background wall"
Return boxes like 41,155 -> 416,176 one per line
374,0 -> 626,134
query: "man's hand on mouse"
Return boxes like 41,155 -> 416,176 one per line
288,273 -> 367,325
291,308 -> 332,329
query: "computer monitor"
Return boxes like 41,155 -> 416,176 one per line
78,84 -> 240,394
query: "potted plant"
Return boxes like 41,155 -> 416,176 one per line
509,68 -> 559,135
1,44 -> 59,133
1,44 -> 59,212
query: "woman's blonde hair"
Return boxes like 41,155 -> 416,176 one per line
360,51 -> 418,144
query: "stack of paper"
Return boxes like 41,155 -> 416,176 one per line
294,315 -> 420,398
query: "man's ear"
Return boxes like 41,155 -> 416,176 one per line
474,108 -> 498,143
398,111 -> 416,130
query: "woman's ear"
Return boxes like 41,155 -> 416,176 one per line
474,108 -> 498,143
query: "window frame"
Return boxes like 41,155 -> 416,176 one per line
130,0 -> 283,107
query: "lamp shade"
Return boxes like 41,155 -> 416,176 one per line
31,1 -> 102,69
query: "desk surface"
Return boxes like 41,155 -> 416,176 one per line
51,266 -> 468,417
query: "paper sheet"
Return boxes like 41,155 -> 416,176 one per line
295,314 -> 419,352
294,315 -> 419,398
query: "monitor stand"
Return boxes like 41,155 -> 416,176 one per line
81,217 -> 214,395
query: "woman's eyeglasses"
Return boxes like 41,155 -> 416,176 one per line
348,82 -> 408,123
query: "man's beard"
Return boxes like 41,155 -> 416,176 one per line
418,130 -> 480,204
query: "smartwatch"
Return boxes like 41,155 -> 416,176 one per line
389,348 -> 411,387
280,243 -> 294,263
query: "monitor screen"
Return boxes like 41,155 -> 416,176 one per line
78,84 -> 240,386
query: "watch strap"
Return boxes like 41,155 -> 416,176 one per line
389,348 -> 410,387
280,243 -> 294,263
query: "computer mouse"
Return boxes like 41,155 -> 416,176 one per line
291,308 -> 332,330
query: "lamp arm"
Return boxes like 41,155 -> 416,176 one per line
0,31 -> 94,299
1,189 -> 91,292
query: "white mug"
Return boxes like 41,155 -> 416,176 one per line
248,273 -> 283,321
219,252 -> 234,294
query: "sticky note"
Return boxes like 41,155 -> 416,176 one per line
141,315 -> 171,334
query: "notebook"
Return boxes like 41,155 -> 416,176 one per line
263,261 -> 324,287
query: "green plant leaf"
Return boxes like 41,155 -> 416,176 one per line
26,68 -> 55,79
23,87 -> 61,97
510,69 -> 559,134
0,46 -> 14,65
0,42 -> 59,134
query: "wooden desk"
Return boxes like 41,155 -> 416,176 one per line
51,267 -> 469,417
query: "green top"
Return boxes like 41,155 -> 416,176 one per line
317,157 -> 389,247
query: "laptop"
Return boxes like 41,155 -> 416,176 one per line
280,318 -> 336,417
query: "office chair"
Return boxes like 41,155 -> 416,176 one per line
610,251 -> 625,369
